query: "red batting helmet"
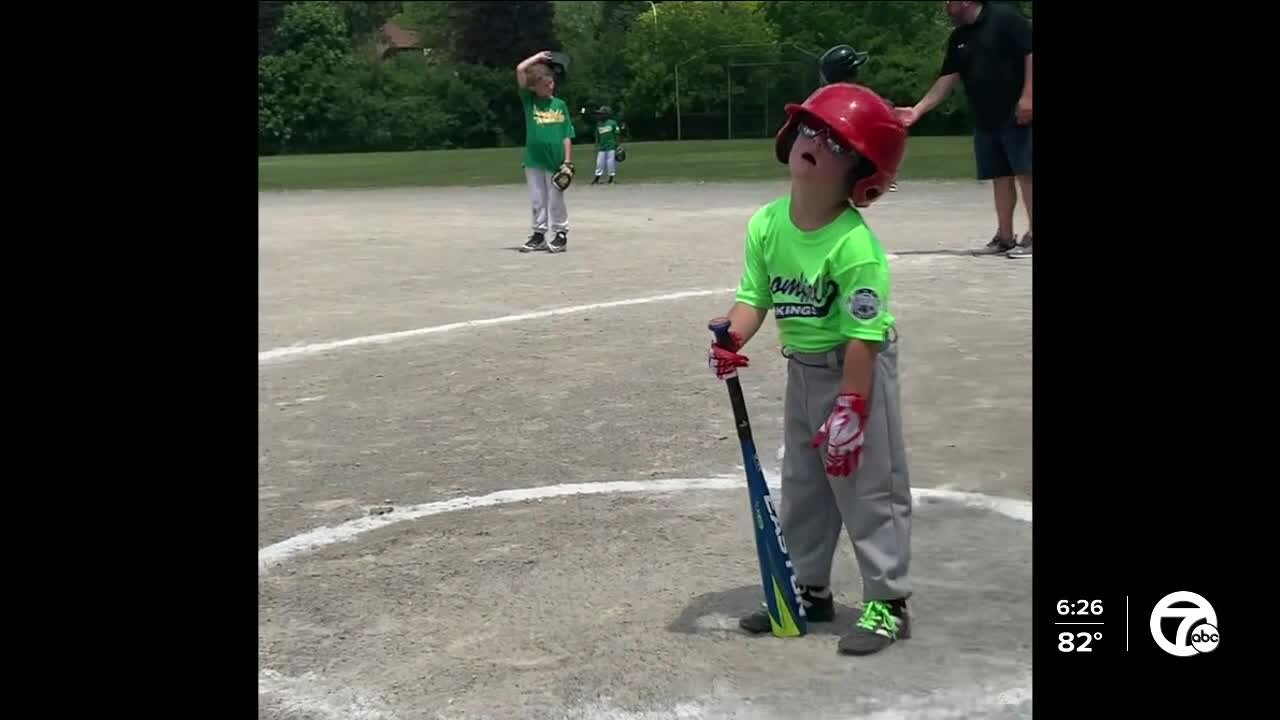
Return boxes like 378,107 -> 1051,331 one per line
775,83 -> 906,208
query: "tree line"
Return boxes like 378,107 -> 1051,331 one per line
258,1 -> 1031,156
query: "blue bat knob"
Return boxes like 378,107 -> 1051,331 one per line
709,318 -> 734,350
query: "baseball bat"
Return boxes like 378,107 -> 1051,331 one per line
709,318 -> 807,637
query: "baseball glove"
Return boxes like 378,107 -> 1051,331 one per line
614,146 -> 627,163
552,161 -> 575,191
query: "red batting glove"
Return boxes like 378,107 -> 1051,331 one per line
707,330 -> 749,380
812,393 -> 869,477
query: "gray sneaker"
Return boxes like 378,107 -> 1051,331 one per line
976,233 -> 1017,255
520,232 -> 547,252
547,230 -> 568,254
1007,233 -> 1032,258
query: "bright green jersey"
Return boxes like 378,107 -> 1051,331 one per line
735,195 -> 895,352
520,88 -> 575,172
595,119 -> 620,150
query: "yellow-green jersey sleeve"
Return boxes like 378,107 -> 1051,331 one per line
834,259 -> 894,342
735,212 -> 773,310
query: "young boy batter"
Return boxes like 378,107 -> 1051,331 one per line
707,83 -> 913,656
516,51 -> 575,253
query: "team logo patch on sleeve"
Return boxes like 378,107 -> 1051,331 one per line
847,288 -> 881,320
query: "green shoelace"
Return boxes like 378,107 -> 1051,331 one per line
855,600 -> 898,633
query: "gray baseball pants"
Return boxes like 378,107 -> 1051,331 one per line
779,339 -> 912,601
525,168 -> 568,234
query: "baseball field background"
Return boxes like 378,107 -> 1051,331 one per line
259,1 -> 1032,159
258,136 -> 974,191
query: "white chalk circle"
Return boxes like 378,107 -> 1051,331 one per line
258,474 -> 1031,572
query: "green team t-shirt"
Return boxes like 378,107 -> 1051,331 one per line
594,119 -> 620,150
735,195 -> 895,353
520,88 -> 576,172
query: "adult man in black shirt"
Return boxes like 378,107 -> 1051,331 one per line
897,1 -> 1033,258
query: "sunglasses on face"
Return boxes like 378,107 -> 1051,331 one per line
796,122 -> 854,157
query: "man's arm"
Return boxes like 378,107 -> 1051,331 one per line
1016,53 -> 1032,124
1007,9 -> 1032,124
1022,53 -> 1032,99
563,136 -> 572,165
899,74 -> 960,125
895,29 -> 966,127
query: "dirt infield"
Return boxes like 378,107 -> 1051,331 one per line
258,179 -> 1032,719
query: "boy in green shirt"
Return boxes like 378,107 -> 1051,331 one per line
707,83 -> 913,656
516,51 -> 576,254
589,106 -> 622,185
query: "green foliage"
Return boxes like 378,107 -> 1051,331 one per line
258,3 -> 360,154
341,1 -> 405,39
258,1 -> 289,57
619,0 -> 777,135
261,52 -> 506,154
396,2 -> 451,56
273,1 -> 350,59
759,0 -> 969,133
545,1 -> 635,136
259,1 -> 1031,154
347,57 -> 458,151
551,2 -> 608,102
447,1 -> 560,67
451,63 -> 524,147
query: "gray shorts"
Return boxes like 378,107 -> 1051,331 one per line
974,122 -> 1032,180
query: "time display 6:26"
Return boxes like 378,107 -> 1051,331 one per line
1057,600 -> 1103,615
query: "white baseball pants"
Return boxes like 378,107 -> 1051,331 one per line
526,168 -> 568,234
595,150 -> 617,177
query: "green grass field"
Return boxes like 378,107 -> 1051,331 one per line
258,136 -> 974,192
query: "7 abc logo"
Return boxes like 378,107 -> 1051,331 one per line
1149,591 -> 1219,657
